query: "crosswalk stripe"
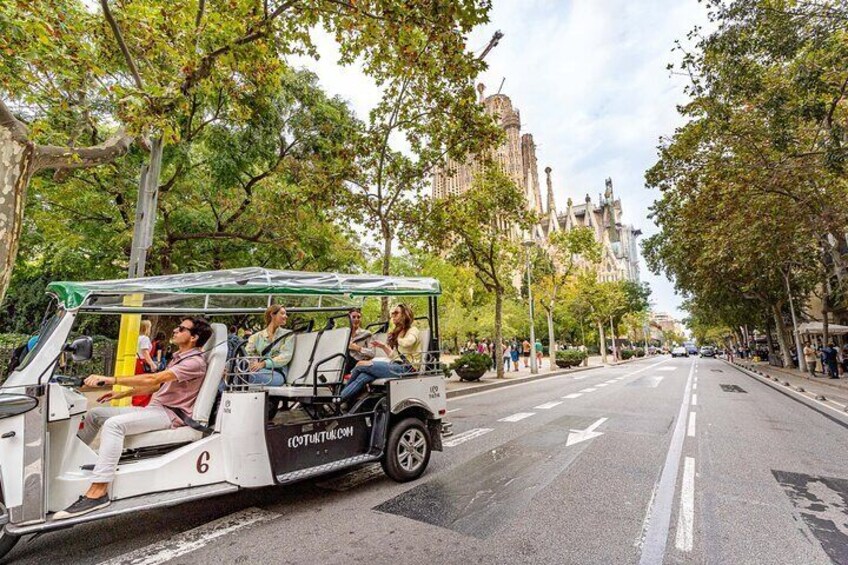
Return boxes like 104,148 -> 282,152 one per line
499,412 -> 535,422
562,393 -> 583,399
97,507 -> 277,565
534,401 -> 562,409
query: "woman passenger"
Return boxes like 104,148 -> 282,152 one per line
346,308 -> 375,375
244,304 -> 294,386
339,304 -> 420,404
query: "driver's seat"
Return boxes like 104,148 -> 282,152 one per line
123,323 -> 228,451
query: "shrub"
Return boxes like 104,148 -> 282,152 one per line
620,348 -> 635,360
556,349 -> 587,367
450,353 -> 492,380
635,347 -> 646,358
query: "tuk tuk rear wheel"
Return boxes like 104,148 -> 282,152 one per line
382,417 -> 431,482
0,528 -> 20,560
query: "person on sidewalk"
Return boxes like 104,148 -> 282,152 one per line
522,339 -> 531,367
803,342 -> 818,377
535,339 -> 543,368
510,341 -> 520,372
823,342 -> 839,379
502,341 -> 512,371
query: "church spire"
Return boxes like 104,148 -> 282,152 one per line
545,167 -> 556,215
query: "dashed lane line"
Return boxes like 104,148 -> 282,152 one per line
534,401 -> 563,410
580,387 -> 598,393
499,412 -> 536,423
687,412 -> 696,438
596,383 -> 609,387
674,457 -> 696,552
562,393 -> 583,399
96,507 -> 277,565
443,427 -> 493,447
691,394 -> 698,406
638,360 -> 696,565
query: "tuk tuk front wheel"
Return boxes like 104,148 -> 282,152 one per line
382,417 -> 431,482
0,528 -> 20,560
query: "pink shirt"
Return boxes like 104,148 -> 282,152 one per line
148,348 -> 208,428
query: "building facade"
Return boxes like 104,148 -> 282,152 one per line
432,83 -> 641,283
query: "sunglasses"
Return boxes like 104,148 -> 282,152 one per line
175,325 -> 193,334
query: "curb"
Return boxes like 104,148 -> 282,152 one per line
736,362 -> 848,394
445,356 -> 641,399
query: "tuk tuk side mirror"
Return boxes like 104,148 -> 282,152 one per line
65,336 -> 93,362
0,394 -> 38,420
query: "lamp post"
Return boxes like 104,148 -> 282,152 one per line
523,239 -> 538,374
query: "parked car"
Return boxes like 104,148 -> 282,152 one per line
699,346 -> 716,358
671,346 -> 688,358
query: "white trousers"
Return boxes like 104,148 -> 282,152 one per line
80,406 -> 172,482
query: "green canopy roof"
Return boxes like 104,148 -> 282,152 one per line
48,267 -> 441,310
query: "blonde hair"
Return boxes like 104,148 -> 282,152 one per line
140,320 -> 152,336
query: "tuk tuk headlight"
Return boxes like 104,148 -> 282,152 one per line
0,394 -> 38,420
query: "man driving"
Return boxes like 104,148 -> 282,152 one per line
53,317 -> 212,520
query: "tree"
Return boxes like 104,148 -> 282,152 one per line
0,0 -> 498,303
420,165 -> 536,378
575,270 -> 626,364
532,227 -> 600,361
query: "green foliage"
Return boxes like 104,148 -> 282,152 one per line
645,0 -> 848,360
450,352 -> 492,379
555,348 -> 587,367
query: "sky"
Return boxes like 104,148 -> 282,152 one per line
291,0 -> 712,322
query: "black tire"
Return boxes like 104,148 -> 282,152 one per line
0,528 -> 20,561
381,417 -> 431,482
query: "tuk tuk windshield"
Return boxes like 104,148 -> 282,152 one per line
2,306 -> 65,383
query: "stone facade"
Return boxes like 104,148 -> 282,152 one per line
432,84 -> 641,283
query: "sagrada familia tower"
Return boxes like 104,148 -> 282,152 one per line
432,83 -> 641,283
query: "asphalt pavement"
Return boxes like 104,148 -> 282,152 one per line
4,356 -> 848,564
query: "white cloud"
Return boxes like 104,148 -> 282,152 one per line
290,0 -> 711,321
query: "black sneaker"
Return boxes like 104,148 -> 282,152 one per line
53,494 -> 110,520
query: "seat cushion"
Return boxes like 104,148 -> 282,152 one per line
123,426 -> 202,450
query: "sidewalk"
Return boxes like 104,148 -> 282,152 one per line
443,353 -> 635,398
728,358 -> 848,407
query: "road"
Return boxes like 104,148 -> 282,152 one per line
5,356 -> 848,564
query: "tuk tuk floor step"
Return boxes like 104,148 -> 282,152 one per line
276,454 -> 381,485
7,482 -> 239,536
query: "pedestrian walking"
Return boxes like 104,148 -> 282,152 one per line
522,339 -> 531,367
803,342 -> 817,377
510,341 -> 520,372
535,339 -> 543,368
824,342 -> 839,379
502,341 -> 511,371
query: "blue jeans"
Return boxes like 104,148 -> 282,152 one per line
219,367 -> 287,391
341,362 -> 411,401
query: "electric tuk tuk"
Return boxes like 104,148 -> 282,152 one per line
0,268 -> 447,559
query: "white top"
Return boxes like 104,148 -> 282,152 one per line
137,335 -> 152,358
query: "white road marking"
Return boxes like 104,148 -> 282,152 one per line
566,417 -> 608,447
97,508 -> 277,565
605,379 -> 618,384
573,375 -> 590,380
642,376 -> 665,388
443,427 -> 493,447
638,360 -> 696,565
562,393 -> 583,399
535,401 -> 563,409
687,412 -> 696,437
499,412 -> 535,423
691,394 -> 698,406
580,387 -> 598,393
446,408 -> 462,414
674,457 -> 696,552
692,382 -> 697,391
596,383 -> 609,387
658,367 -> 676,372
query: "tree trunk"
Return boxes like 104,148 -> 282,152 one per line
381,226 -> 392,321
822,282 -> 831,346
495,290 -> 504,379
546,303 -> 556,369
771,303 -> 792,368
598,320 -> 607,364
0,128 -> 34,304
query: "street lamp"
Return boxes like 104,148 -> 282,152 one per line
523,239 -> 538,374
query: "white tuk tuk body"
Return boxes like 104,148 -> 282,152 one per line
0,268 -> 446,546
